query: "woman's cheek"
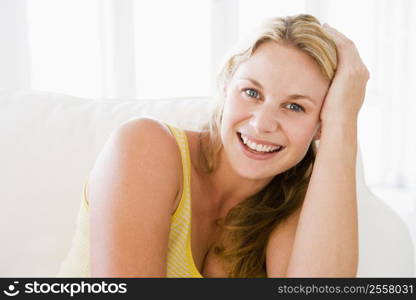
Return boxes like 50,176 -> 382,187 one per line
224,93 -> 249,121
286,119 -> 316,144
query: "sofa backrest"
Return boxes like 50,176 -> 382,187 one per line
0,89 -> 413,277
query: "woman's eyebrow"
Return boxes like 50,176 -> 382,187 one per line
240,77 -> 263,88
286,94 -> 317,105
241,78 -> 317,105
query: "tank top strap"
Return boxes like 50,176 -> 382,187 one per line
163,122 -> 202,277
163,122 -> 192,219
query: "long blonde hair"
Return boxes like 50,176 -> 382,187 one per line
199,14 -> 337,277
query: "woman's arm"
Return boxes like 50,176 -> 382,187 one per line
89,118 -> 182,277
285,24 -> 369,277
286,118 -> 359,277
265,125 -> 357,277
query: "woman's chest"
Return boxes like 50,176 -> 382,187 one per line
177,130 -> 229,277
188,175 -> 229,277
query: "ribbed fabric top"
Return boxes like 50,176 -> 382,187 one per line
56,122 -> 203,278
164,123 -> 203,278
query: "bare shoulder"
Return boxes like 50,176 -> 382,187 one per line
88,117 -> 182,277
265,208 -> 302,278
88,117 -> 182,208
113,117 -> 180,153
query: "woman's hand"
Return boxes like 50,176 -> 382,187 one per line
286,26 -> 362,278
320,24 -> 370,126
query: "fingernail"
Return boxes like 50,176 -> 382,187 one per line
323,23 -> 330,28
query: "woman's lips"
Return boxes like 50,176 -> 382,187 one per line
236,132 -> 283,161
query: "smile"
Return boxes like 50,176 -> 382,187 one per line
237,132 -> 285,160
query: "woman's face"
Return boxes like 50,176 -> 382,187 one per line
220,41 -> 329,180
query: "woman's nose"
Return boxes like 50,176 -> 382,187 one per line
249,106 -> 280,134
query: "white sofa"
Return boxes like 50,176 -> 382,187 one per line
0,89 -> 414,277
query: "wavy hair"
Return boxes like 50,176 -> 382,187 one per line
198,14 -> 337,277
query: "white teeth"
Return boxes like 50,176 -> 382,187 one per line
241,134 -> 248,145
240,133 -> 281,153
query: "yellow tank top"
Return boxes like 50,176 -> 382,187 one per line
56,122 -> 203,278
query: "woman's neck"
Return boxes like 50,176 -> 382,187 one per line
202,146 -> 273,218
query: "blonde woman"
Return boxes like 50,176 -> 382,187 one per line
58,14 -> 369,278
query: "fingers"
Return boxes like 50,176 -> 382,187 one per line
322,23 -> 369,79
322,23 -> 358,61
322,23 -> 353,48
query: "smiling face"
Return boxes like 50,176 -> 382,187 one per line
220,41 -> 329,180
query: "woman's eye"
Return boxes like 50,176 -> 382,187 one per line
285,103 -> 304,112
244,88 -> 260,99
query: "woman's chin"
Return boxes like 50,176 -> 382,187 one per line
230,163 -> 280,181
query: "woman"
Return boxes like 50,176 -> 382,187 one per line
57,14 -> 369,278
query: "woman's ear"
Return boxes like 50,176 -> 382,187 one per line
313,124 -> 321,141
